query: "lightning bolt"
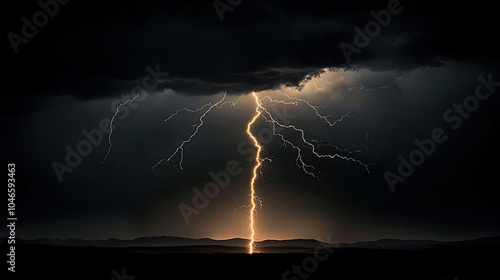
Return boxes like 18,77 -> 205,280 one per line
163,103 -> 212,122
256,91 -> 372,179
100,89 -> 144,167
246,92 -> 263,254
309,139 -> 366,155
151,91 -> 241,171
236,91 -> 371,253
148,88 -> 370,254
276,89 -> 351,127
232,195 -> 263,217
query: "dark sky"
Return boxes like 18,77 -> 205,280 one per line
2,0 -> 500,243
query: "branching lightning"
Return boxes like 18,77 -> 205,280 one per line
92,72 -> 374,257
151,91 -> 241,171
232,195 -> 263,217
103,86 -> 371,255
232,90 -> 372,254
163,103 -> 212,122
276,89 -> 351,127
255,90 -> 372,179
309,139 -> 366,155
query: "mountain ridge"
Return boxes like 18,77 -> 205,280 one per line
11,235 -> 500,250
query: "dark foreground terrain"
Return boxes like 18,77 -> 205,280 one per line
5,244 -> 498,279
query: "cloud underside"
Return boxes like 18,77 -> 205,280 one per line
7,0 -> 499,98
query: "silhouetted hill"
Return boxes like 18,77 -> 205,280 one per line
14,235 -> 500,250
337,236 -> 500,249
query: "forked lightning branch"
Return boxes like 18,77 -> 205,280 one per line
144,90 -> 372,254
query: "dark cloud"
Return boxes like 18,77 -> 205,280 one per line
4,0 -> 499,100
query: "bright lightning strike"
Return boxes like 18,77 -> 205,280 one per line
147,87 -> 370,255
246,92 -> 263,254
235,90 -> 371,253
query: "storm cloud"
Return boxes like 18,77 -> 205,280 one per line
5,0 -> 499,101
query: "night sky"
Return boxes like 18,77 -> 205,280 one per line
3,0 -> 500,243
